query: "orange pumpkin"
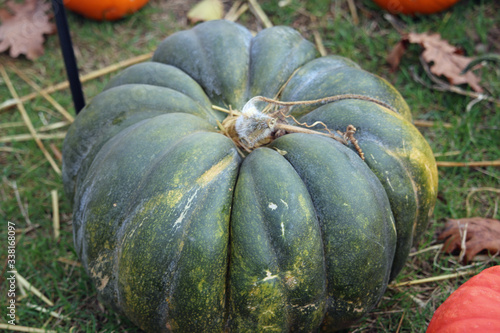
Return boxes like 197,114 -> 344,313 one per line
372,0 -> 460,15
63,0 -> 150,21
427,266 -> 500,333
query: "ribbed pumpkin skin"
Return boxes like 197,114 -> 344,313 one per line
426,266 -> 500,333
372,0 -> 460,15
62,20 -> 438,332
63,0 -> 150,21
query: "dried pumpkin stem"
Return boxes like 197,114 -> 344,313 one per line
256,94 -> 398,114
212,105 -> 232,114
216,95 -> 370,160
274,123 -> 346,144
341,125 -> 365,160
278,110 -> 336,137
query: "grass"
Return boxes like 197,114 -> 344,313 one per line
0,0 -> 499,332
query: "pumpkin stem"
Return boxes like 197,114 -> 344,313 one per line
253,94 -> 397,114
339,125 -> 365,160
216,95 -> 368,160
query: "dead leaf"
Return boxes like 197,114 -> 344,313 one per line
0,0 -> 56,60
187,0 -> 224,23
438,217 -> 500,262
388,32 -> 483,93
386,39 -> 408,71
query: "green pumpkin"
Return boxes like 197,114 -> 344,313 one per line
62,20 -> 438,332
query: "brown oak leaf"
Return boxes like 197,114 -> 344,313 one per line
438,217 -> 500,262
388,32 -> 483,93
0,0 -> 56,60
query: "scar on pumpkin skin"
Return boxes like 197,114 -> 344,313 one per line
196,154 -> 234,187
89,254 -> 111,291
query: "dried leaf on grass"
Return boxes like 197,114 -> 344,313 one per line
0,0 -> 56,60
388,32 -> 483,93
187,0 -> 224,23
438,217 -> 500,262
386,38 -> 408,70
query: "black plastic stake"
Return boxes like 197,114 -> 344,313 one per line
51,0 -> 85,114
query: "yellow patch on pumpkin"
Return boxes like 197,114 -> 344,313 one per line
197,154 -> 233,187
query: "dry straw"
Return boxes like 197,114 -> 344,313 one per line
0,53 -> 153,113
51,190 -> 60,240
15,272 -> 54,307
7,63 -> 74,123
0,65 -> 61,175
